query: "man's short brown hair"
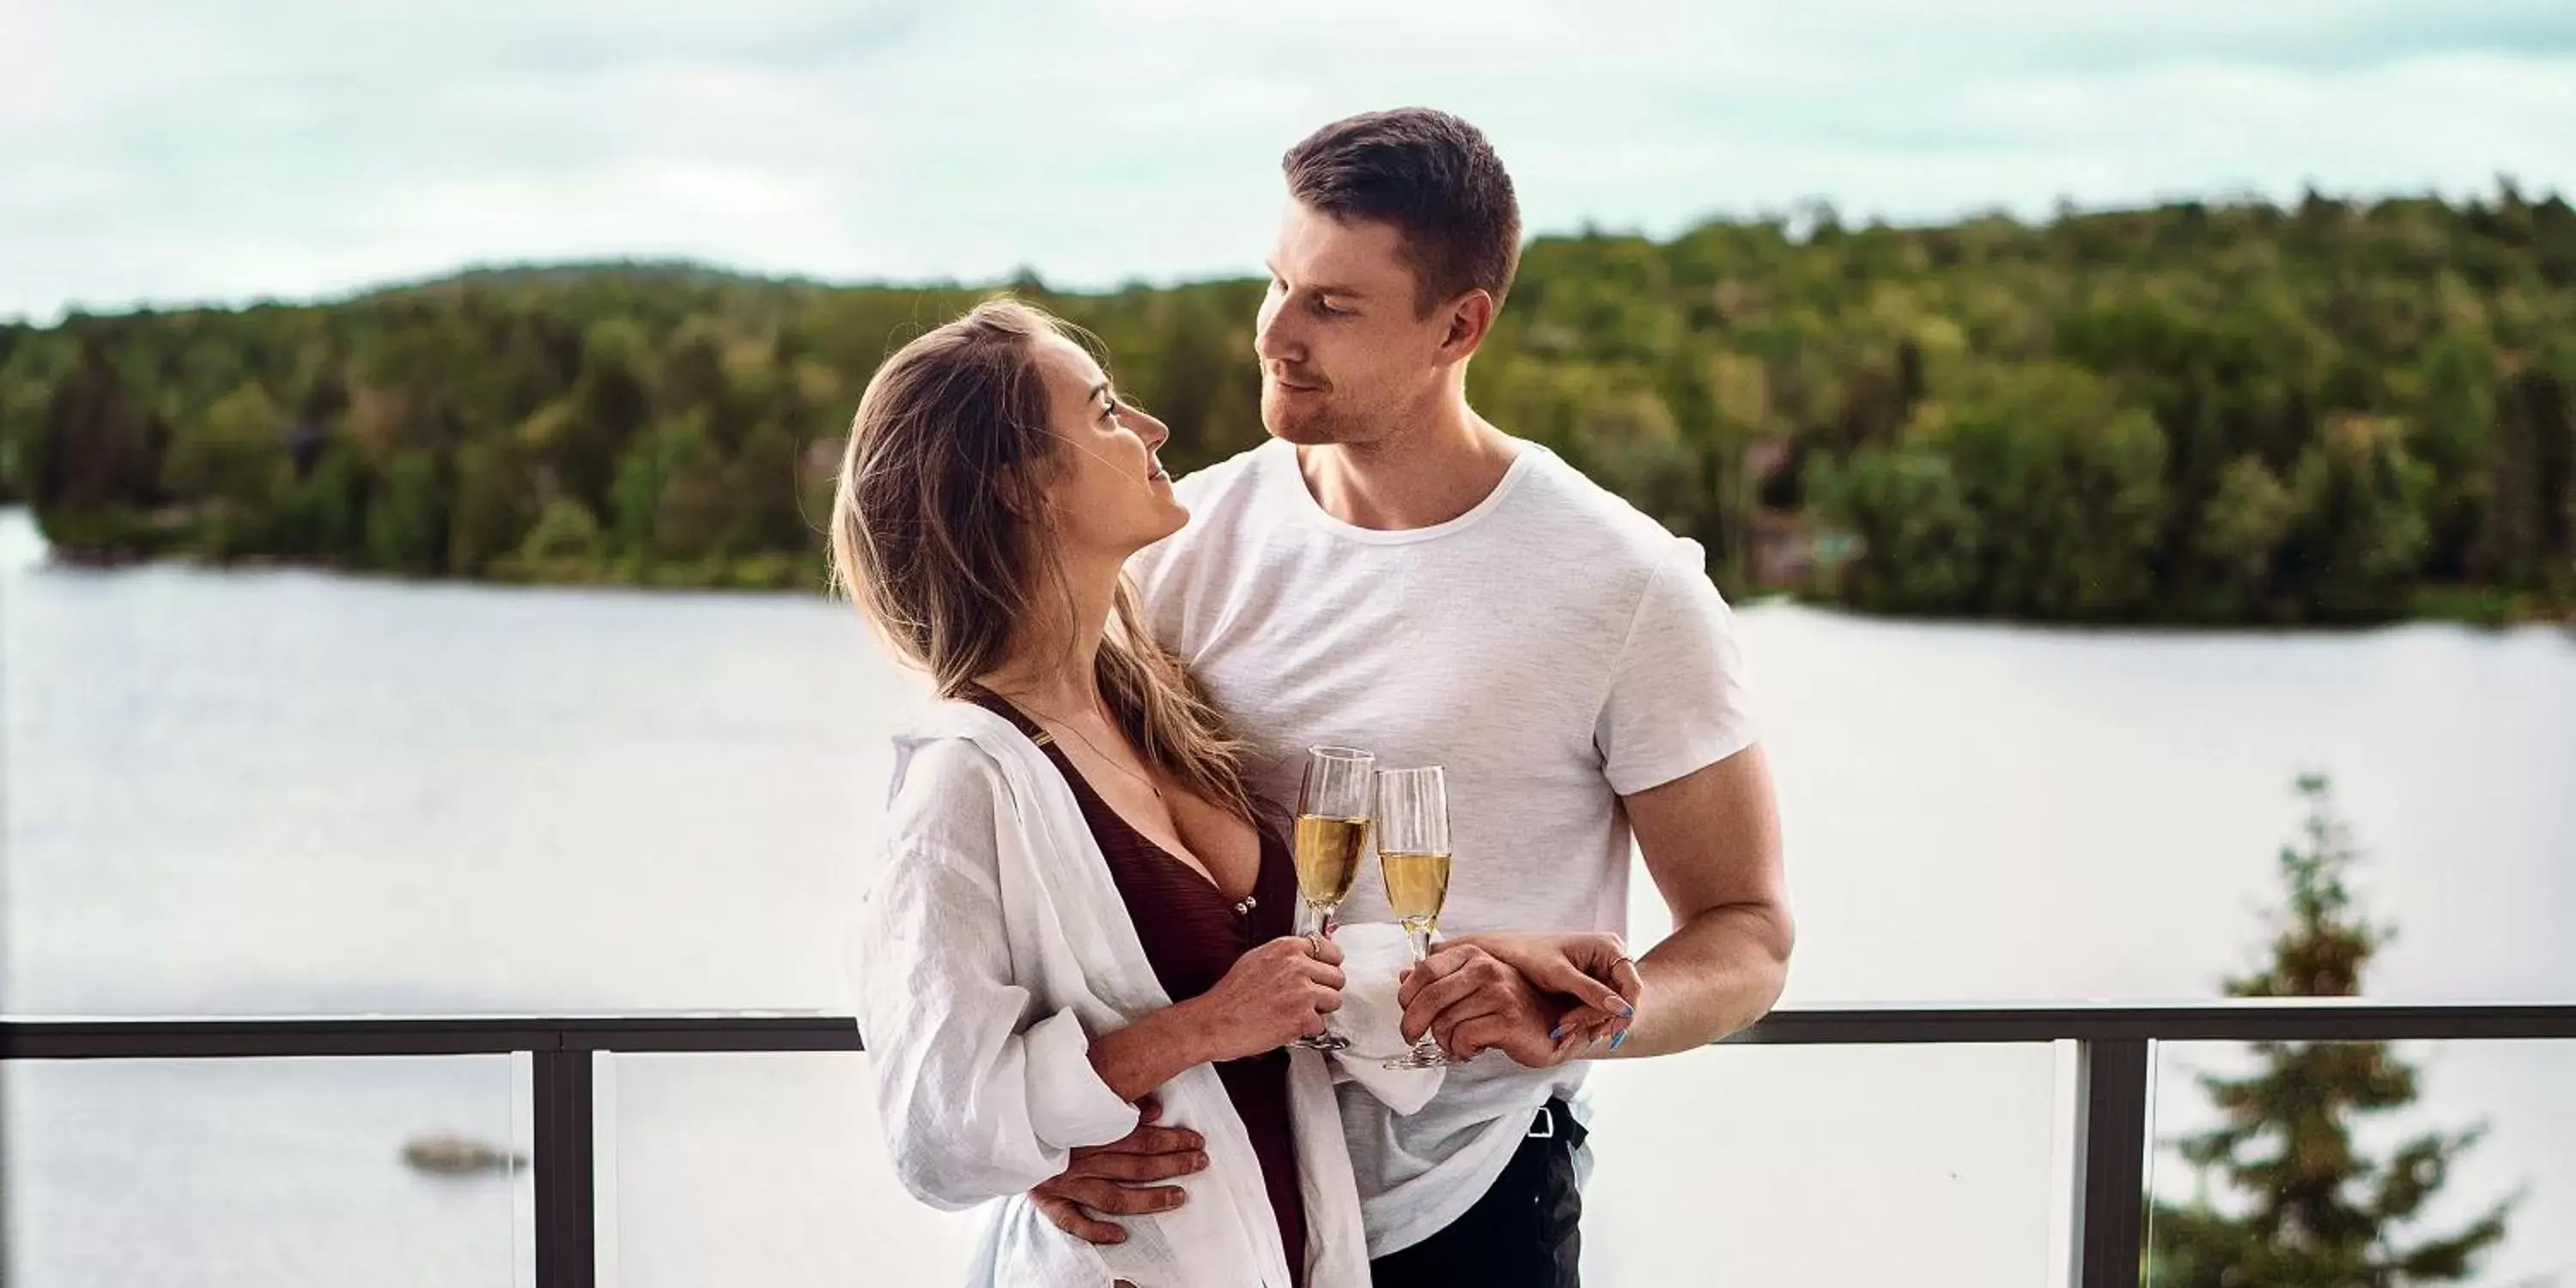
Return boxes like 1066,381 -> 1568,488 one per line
1281,107 -> 1522,315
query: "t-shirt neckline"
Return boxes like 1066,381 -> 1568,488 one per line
1265,437 -> 1542,545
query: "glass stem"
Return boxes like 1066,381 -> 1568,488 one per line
1405,923 -> 1443,1059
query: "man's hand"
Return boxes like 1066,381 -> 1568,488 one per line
1398,942 -> 1585,1066
1030,1098 -> 1210,1245
1449,930 -> 1645,1054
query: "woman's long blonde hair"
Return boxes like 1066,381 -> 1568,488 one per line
829,298 -> 1255,821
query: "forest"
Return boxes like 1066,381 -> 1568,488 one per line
6,185 -> 2572,624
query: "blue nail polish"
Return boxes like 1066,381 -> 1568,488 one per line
1548,1024 -> 1564,1042
1620,1001 -> 1636,1018
1610,1031 -> 1629,1052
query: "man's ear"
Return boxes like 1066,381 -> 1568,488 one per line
1439,290 -> 1497,360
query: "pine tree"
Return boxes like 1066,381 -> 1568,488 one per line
2148,775 -> 2513,1287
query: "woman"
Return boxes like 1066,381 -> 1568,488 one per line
832,299 -> 1371,1286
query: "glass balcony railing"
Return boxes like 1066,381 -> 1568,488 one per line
3,1051 -> 526,1287
6,1005 -> 2573,1288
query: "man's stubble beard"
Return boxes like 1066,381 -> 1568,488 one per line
1263,387 -> 1406,449
1262,391 -> 1346,447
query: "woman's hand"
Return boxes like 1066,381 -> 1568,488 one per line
1085,936 -> 1345,1106
1185,934 -> 1346,1061
1432,930 -> 1643,1056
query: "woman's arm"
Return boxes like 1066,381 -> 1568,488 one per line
858,742 -> 1346,1209
1084,934 -> 1350,1101
858,745 -> 1144,1210
1086,1004 -> 1218,1101
862,852 -> 1140,1208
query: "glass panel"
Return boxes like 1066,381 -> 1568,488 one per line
2148,1039 -> 2575,1288
601,1051 -> 982,1287
3,1054 -> 526,1288
1582,1043 -> 2063,1287
607,1045 -> 2063,1286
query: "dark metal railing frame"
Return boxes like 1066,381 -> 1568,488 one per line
8,1002 -> 2573,1288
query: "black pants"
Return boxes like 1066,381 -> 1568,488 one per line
1369,1097 -> 1586,1288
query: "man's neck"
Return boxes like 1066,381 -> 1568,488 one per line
1297,398 -> 1519,532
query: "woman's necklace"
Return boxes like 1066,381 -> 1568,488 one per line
991,683 -> 1251,914
995,690 -> 1167,805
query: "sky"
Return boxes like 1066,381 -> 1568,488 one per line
3,0 -> 2573,323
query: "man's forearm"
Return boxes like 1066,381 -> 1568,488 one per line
1613,901 -> 1792,1057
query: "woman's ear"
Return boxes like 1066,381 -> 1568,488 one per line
993,463 -> 1043,523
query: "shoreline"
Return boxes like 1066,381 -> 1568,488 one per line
19,529 -> 2571,638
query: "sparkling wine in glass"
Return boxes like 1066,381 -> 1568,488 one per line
1291,745 -> 1374,1051
1376,766 -> 1455,1070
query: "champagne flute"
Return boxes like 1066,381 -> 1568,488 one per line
1376,766 -> 1455,1070
1291,745 -> 1375,1051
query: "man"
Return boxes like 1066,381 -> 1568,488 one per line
1033,106 -> 1791,1285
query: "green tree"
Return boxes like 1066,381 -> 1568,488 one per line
2148,775 -> 2513,1288
729,421 -> 812,555
607,413 -> 740,573
1805,445 -> 1981,612
280,444 -> 367,561
2279,416 -> 2435,621
540,319 -> 653,514
9,189 -> 2573,621
504,496 -> 606,580
33,339 -> 157,516
2496,344 -> 2576,595
2410,333 -> 2494,580
1572,385 -> 1704,539
447,435 -> 542,575
2195,456 -> 2297,620
1925,361 -> 2167,619
653,319 -> 734,434
0,321 -> 61,501
161,380 -> 292,558
648,424 -> 738,564
363,449 -> 450,574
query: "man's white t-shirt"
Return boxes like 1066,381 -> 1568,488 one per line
1128,436 -> 1759,1256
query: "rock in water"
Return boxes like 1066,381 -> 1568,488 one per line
402,1133 -> 526,1176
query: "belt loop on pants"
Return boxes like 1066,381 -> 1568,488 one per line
1530,1096 -> 1589,1149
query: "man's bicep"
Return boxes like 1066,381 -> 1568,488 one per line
1596,544 -> 1759,795
1625,744 -> 1786,923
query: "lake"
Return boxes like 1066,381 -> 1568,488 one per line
4,507 -> 2571,1286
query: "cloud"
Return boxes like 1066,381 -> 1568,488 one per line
2,0 -> 2572,321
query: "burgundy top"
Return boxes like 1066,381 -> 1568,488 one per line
966,690 -> 1308,1284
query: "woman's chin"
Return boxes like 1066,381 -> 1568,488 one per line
1108,503 -> 1189,560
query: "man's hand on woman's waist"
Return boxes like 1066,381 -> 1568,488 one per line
1031,1097 -> 1211,1246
